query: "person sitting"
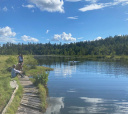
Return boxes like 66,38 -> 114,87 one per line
16,63 -> 22,71
11,65 -> 24,78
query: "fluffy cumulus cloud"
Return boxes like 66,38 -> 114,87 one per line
29,0 -> 64,13
0,26 -> 16,43
79,0 -> 128,12
53,32 -> 76,42
21,35 -> 39,42
53,34 -> 61,41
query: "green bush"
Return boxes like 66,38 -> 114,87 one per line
33,72 -> 49,86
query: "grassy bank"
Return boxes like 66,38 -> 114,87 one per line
0,55 -> 17,113
0,55 -> 53,113
0,55 -> 23,114
5,77 -> 23,114
38,84 -> 47,112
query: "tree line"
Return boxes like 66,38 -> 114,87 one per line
1,35 -> 128,56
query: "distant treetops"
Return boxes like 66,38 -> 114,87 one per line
1,35 -> 128,56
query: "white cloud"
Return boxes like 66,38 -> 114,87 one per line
0,26 -> 16,37
22,4 -> 35,9
3,6 -> 8,12
46,30 -> 50,34
53,34 -> 61,41
114,0 -> 128,4
67,16 -> 78,19
95,36 -> 102,40
21,35 -> 39,42
29,0 -> 64,13
83,40 -> 87,42
66,0 -> 81,2
79,3 -> 113,12
53,32 -> 76,42
79,0 -> 128,12
85,0 -> 98,3
0,26 -> 17,43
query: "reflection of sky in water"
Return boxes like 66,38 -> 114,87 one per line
49,61 -> 78,78
53,65 -> 76,78
42,60 -> 128,114
68,97 -> 128,113
44,97 -> 64,114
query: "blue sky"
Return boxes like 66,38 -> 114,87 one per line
0,0 -> 128,44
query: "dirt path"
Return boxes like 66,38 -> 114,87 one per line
16,76 -> 42,114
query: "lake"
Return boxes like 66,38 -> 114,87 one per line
36,56 -> 128,114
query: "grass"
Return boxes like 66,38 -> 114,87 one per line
5,77 -> 23,114
0,76 -> 13,113
0,55 -> 17,113
23,55 -> 53,76
38,84 -> 47,112
0,55 -> 53,113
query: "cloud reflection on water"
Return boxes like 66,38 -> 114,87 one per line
68,97 -> 128,113
54,63 -> 77,78
44,97 -> 64,114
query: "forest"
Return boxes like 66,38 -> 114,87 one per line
0,35 -> 128,56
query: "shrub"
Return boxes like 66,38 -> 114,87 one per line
33,72 -> 49,86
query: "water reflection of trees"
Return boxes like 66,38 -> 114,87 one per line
35,55 -> 82,67
35,55 -> 128,78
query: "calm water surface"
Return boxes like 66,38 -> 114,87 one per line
37,56 -> 128,114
